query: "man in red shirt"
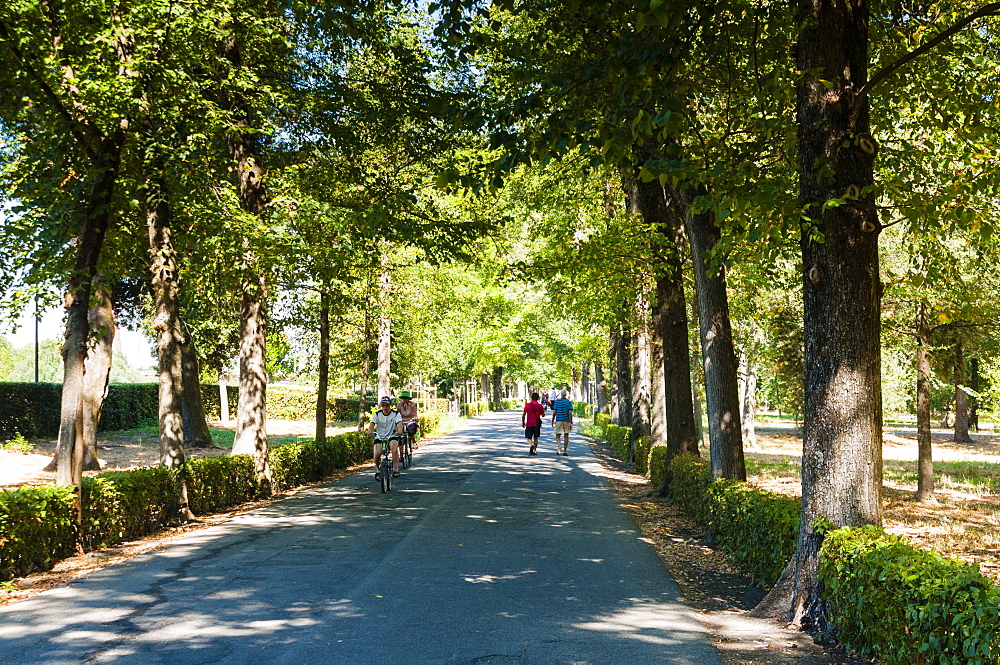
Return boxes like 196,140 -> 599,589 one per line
522,392 -> 545,456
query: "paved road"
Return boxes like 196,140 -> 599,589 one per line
0,411 -> 721,664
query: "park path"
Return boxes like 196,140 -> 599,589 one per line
0,411 -> 721,665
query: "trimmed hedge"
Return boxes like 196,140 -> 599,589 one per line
0,383 -> 158,438
648,445 -> 667,488
0,429 -> 372,582
664,454 -> 1000,661
668,454 -> 798,585
819,526 -> 1000,664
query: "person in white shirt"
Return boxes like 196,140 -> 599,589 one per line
369,396 -> 403,479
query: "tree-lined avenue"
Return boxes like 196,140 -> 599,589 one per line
0,412 -> 721,664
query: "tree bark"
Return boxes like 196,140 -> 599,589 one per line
219,378 -> 230,424
581,361 -> 591,404
222,37 -> 271,493
608,330 -> 620,422
633,179 -> 699,497
595,363 -> 608,415
377,272 -> 392,400
232,282 -> 271,493
614,326 -> 634,428
316,289 -> 330,445
631,296 -> 652,454
953,341 -> 973,443
754,0 -> 883,629
80,285 -> 114,471
649,310 -> 667,450
969,358 -> 980,433
914,302 -> 935,503
491,366 -> 503,406
686,202 -> 745,481
145,175 -> 194,519
180,340 -> 213,448
741,348 -> 758,449
55,134 -> 124,527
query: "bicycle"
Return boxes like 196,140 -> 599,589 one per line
375,437 -> 393,493
398,427 -> 414,468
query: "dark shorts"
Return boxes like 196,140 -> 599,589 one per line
524,425 -> 541,439
405,422 -> 418,435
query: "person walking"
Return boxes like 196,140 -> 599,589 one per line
522,392 -> 545,456
551,389 -> 573,456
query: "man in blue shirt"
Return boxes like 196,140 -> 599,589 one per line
551,389 -> 574,456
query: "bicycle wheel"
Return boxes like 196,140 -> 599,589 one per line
405,436 -> 413,467
399,435 -> 408,469
380,456 -> 389,493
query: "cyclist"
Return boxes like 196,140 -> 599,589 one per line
369,396 -> 403,479
397,390 -> 419,448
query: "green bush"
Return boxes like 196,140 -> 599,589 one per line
668,454 -> 714,520
633,436 -> 651,475
0,485 -> 76,580
648,445 -> 667,488
81,468 -> 177,549
604,424 -> 632,460
702,479 -> 799,585
819,526 -> 1000,664
591,413 -> 610,438
573,402 -> 594,418
421,410 -> 443,435
186,455 -> 259,514
668,454 -> 798,586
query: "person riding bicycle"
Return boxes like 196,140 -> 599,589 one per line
369,396 -> 403,479
397,390 -> 419,448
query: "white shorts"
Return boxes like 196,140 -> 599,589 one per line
554,421 -> 572,434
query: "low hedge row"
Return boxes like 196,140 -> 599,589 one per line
460,402 -> 490,417
588,425 -> 1000,660
0,430 -> 370,582
668,454 -> 799,585
820,526 -> 1000,664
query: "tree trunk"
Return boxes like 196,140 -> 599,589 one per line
581,361 -> 591,405
54,135 -> 123,528
180,341 -> 213,449
316,289 -> 330,445
632,178 -> 699,497
595,363 -> 608,415
377,272 -> 391,400
223,36 -> 272,493
233,283 -> 271,493
145,175 -> 193,518
754,0 -> 883,629
631,298 -> 652,455
491,366 -> 503,406
969,358 -> 980,433
608,330 -> 620,422
480,372 -> 489,403
614,326 -> 634,428
914,302 -> 934,503
78,285 -> 115,472
686,202 -> 745,481
571,365 -> 581,403
953,341 -> 973,443
649,311 -> 667,450
219,378 -> 230,423
741,347 -> 758,448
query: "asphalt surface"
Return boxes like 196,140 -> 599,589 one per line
0,411 -> 722,664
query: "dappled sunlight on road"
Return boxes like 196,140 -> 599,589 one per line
574,597 -> 709,646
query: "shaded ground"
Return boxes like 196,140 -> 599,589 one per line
585,436 -> 865,665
